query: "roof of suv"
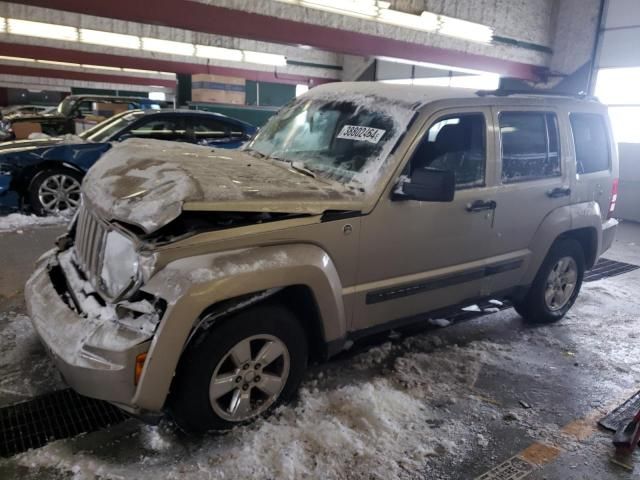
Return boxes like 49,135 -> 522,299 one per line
308,82 -> 602,110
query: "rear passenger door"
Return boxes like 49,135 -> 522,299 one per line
488,107 -> 572,292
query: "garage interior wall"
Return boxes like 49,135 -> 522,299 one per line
595,0 -> 640,222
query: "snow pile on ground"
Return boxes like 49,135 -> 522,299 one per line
0,312 -> 63,405
0,213 -> 67,232
16,335 -> 501,480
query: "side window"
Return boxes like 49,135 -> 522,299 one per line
570,113 -> 610,174
500,112 -> 560,183
410,113 -> 486,189
187,117 -> 231,143
128,117 -> 179,140
75,101 -> 93,118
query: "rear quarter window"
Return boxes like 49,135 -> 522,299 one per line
570,113 -> 610,174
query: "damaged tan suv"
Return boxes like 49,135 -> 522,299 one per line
26,83 -> 619,432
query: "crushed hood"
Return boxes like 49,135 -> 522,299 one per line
82,138 -> 363,233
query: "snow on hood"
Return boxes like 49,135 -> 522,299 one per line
82,138 -> 361,233
0,134 -> 86,153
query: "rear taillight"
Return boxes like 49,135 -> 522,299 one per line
608,178 -> 619,219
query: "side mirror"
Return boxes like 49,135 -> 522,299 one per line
393,168 -> 455,202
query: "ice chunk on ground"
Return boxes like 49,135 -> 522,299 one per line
428,318 -> 451,327
462,304 -> 482,312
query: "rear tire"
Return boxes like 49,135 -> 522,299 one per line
514,238 -> 585,324
168,303 -> 308,433
28,167 -> 82,216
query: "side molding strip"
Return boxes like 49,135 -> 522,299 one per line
365,259 -> 523,305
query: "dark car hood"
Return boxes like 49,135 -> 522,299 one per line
83,138 -> 364,234
0,135 -> 86,152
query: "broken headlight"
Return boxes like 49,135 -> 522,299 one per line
100,230 -> 139,300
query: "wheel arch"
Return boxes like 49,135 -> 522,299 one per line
132,244 -> 347,411
23,161 -> 85,204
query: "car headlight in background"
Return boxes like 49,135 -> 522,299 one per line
100,230 -> 140,300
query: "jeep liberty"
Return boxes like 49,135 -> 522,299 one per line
25,83 -> 619,432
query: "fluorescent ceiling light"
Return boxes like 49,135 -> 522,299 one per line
141,37 -> 194,56
82,64 -> 122,71
37,60 -> 81,67
243,50 -> 286,66
80,29 -> 140,49
275,0 -> 492,43
195,44 -> 243,62
8,19 -> 78,41
298,0 -> 388,18
379,10 -> 437,31
438,16 -> 493,43
0,17 -> 5,33
123,67 -> 154,74
0,55 -> 36,62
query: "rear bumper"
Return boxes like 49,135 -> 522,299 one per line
600,218 -> 618,257
25,252 -> 153,411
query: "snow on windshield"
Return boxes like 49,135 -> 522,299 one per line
248,91 -> 417,191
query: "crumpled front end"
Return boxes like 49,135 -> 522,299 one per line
25,246 -> 165,412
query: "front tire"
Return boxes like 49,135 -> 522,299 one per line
28,168 -> 82,216
514,238 -> 585,324
168,303 -> 308,433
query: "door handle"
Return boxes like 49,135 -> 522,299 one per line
466,199 -> 497,212
546,187 -> 571,198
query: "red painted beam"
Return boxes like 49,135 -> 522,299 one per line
0,64 -> 177,87
0,42 -> 335,85
14,0 -> 544,80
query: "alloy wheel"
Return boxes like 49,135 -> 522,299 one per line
208,334 -> 290,422
37,173 -> 81,214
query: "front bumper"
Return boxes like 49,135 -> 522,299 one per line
0,174 -> 20,211
25,252 -> 153,412
600,218 -> 618,257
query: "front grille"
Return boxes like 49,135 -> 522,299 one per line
74,204 -> 108,284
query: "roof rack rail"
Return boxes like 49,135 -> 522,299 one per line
475,89 -> 593,100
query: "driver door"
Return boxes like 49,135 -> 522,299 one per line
351,108 -> 499,331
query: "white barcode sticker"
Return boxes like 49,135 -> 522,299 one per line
336,125 -> 386,144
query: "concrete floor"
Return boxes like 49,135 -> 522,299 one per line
0,221 -> 639,479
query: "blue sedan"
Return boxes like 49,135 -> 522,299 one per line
0,110 -> 256,215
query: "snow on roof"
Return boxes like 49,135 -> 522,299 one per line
307,82 -> 477,109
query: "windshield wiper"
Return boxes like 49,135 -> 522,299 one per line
283,160 -> 317,179
244,147 -> 266,159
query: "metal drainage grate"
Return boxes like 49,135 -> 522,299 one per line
0,388 -> 126,458
585,258 -> 640,283
475,456 -> 534,480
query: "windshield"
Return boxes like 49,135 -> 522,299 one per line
247,97 -> 415,188
80,111 -> 145,142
